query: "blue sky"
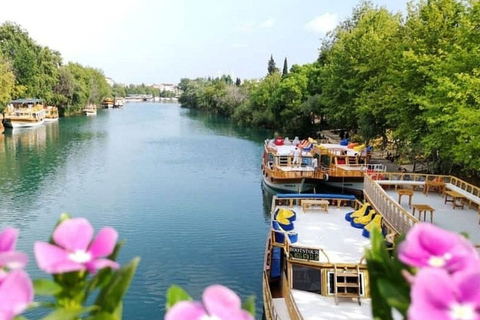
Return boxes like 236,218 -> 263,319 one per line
0,0 -> 411,85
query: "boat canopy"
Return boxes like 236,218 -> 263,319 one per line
10,98 -> 43,104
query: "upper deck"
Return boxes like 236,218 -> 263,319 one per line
272,196 -> 369,264
364,173 -> 480,245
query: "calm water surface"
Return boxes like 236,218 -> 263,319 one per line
0,103 -> 276,319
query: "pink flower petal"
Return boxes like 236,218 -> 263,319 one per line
165,301 -> 206,320
53,218 -> 93,252
88,227 -> 118,258
85,259 -> 119,273
0,228 -> 18,252
34,242 -> 84,274
454,270 -> 480,305
409,268 -> 457,320
398,223 -> 477,272
0,270 -> 33,317
203,285 -> 242,319
0,252 -> 28,269
0,310 -> 14,320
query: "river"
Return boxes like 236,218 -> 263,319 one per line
0,103 -> 276,319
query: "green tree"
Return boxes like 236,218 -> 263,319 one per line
267,55 -> 279,75
0,51 -> 15,111
282,57 -> 288,77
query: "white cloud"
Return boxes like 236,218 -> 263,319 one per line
259,18 -> 275,28
304,13 -> 338,34
235,18 -> 275,33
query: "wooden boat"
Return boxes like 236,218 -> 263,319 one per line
263,173 -> 480,319
263,193 -> 375,320
113,98 -> 125,108
3,98 -> 45,128
102,98 -> 114,109
44,106 -> 59,122
83,104 -> 97,116
261,137 -> 324,193
312,140 -> 386,193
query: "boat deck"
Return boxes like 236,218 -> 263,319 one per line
382,187 -> 480,244
275,204 -> 370,264
292,290 -> 373,320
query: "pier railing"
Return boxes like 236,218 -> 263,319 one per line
363,175 -> 418,235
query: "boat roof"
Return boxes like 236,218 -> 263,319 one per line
273,194 -> 369,264
10,98 -> 43,104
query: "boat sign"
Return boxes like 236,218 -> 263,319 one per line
289,246 -> 320,261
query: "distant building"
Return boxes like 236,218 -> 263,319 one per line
105,77 -> 115,87
152,83 -> 178,94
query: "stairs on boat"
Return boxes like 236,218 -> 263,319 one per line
333,264 -> 361,305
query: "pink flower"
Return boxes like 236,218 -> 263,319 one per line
0,270 -> 33,320
0,228 -> 28,270
165,285 -> 254,320
409,268 -> 480,320
398,223 -> 479,273
34,218 -> 119,274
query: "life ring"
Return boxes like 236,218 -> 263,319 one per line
324,173 -> 329,181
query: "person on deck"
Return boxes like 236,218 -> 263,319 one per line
291,147 -> 301,166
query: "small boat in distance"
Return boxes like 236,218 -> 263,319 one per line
102,98 -> 114,109
83,104 -> 97,116
3,98 -> 46,128
261,137 -> 323,193
44,106 -> 59,122
113,98 -> 125,108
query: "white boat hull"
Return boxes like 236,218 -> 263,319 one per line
44,118 -> 59,122
4,119 -> 45,128
262,174 -> 316,193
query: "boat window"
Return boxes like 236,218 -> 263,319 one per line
292,265 -> 321,294
301,158 -> 311,167
320,155 -> 330,166
278,156 -> 288,166
268,154 -> 274,163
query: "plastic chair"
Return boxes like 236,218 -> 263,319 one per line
351,210 -> 376,229
345,203 -> 371,221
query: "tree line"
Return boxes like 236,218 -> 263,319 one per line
178,0 -> 480,176
0,22 -> 165,116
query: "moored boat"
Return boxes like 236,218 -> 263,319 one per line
113,98 -> 125,108
3,98 -> 45,128
263,193 -> 378,320
102,98 -> 114,109
262,137 -> 323,193
44,106 -> 59,122
312,139 -> 386,193
263,172 -> 480,319
83,104 -> 97,116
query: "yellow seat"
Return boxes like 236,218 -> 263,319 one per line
352,209 -> 376,226
364,214 -> 382,233
346,203 -> 371,221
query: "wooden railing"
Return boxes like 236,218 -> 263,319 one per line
363,175 -> 418,235
263,272 -> 281,320
282,272 -> 304,320
448,176 -> 480,198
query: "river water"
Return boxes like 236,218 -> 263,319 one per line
0,103 -> 276,319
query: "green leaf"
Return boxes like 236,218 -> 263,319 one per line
39,306 -> 97,320
242,295 -> 256,317
165,285 -> 192,310
33,279 -> 62,296
93,257 -> 140,314
377,278 -> 410,315
14,316 -> 29,320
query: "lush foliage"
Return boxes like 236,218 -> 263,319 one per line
0,22 -> 112,114
366,223 -> 480,320
178,0 -> 480,176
